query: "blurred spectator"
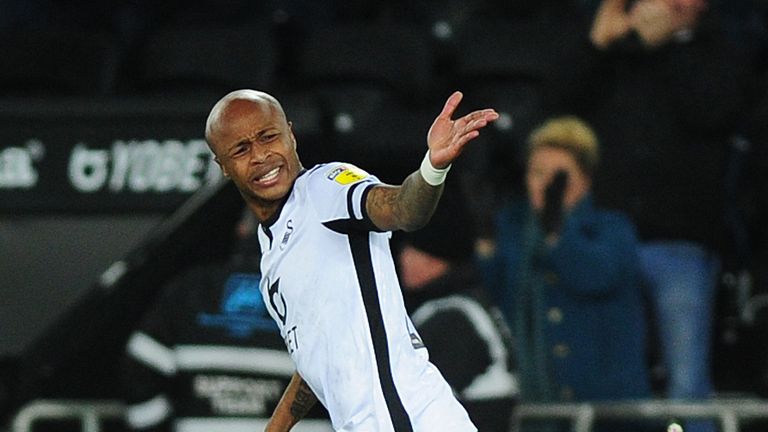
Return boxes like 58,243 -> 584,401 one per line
544,1 -> 761,430
395,186 -> 519,432
119,212 -> 332,432
478,116 -> 653,431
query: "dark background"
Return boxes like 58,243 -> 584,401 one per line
1,0 -> 767,428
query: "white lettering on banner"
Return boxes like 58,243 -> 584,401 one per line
193,375 -> 284,415
69,143 -> 110,192
68,139 -> 221,194
0,139 -> 44,189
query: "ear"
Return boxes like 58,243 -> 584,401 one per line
214,157 -> 230,178
288,121 -> 297,147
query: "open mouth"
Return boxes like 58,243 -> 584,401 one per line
254,166 -> 280,185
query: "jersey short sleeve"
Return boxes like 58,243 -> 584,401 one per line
304,162 -> 383,232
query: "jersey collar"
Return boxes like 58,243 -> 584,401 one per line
260,167 -> 309,241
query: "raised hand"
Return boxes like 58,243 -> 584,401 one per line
590,0 -> 631,50
630,0 -> 705,48
629,0 -> 678,48
426,91 -> 498,169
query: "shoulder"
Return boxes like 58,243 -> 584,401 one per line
300,162 -> 381,208
572,197 -> 632,227
301,162 -> 378,190
592,206 -> 634,228
297,162 -> 381,222
413,293 -> 494,329
588,205 -> 639,241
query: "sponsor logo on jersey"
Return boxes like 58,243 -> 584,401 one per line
197,273 -> 278,337
410,332 -> 425,350
406,318 -> 426,349
325,164 -> 368,185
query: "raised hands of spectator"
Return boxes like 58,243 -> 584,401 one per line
589,0 -> 632,50
667,0 -> 708,30
629,0 -> 705,48
629,0 -> 680,48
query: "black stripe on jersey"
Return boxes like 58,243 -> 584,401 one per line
323,180 -> 412,429
324,183 -> 382,233
359,183 -> 385,232
345,182 -> 364,218
348,182 -> 384,232
348,232 -> 414,432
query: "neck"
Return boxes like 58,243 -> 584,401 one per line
248,200 -> 281,224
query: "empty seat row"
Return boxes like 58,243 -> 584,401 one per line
274,80 -> 542,189
0,17 -> 562,102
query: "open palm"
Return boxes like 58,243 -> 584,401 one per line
426,91 -> 498,169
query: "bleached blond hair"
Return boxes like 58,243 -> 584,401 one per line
527,115 -> 600,176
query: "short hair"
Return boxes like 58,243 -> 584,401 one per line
527,116 -> 600,176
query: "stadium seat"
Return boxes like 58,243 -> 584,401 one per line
442,17 -> 561,207
452,17 -> 557,83
450,16 -> 560,186
294,22 -> 435,105
275,90 -> 328,167
0,31 -> 119,97
291,22 -> 439,180
309,86 -> 431,183
124,24 -> 278,98
462,81 -> 546,197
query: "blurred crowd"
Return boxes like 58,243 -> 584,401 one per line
2,0 -> 768,431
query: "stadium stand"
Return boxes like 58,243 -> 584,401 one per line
293,22 -> 438,181
1,3 -> 768,430
120,23 -> 278,98
0,30 -> 119,97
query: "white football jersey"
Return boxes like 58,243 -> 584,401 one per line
256,162 -> 477,432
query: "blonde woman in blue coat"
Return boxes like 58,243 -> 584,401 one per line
479,116 -> 653,432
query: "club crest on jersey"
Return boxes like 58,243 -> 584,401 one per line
326,164 -> 368,185
280,219 -> 294,250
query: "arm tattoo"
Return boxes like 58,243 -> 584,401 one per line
367,184 -> 398,217
289,380 -> 316,421
368,171 -> 444,231
398,171 -> 444,229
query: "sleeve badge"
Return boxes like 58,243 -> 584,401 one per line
326,164 -> 369,185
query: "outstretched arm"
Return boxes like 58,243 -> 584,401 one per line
367,91 -> 498,232
265,372 -> 318,432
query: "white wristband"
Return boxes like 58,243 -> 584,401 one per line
419,151 -> 451,186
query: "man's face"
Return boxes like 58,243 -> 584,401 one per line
526,146 -> 591,212
209,98 -> 301,213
